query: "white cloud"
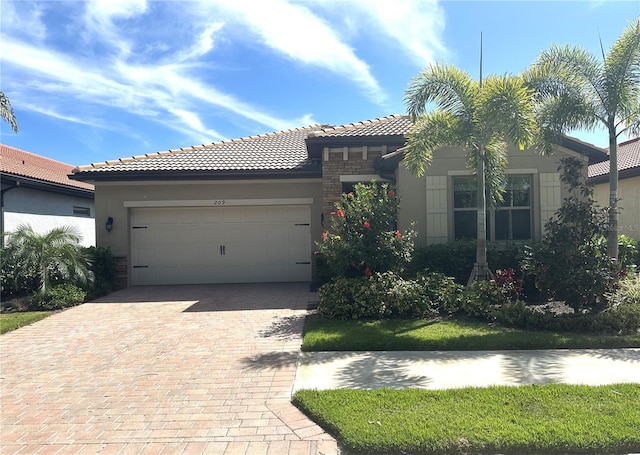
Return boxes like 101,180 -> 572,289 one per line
200,0 -> 387,104
316,0 -> 448,67
0,37 -> 296,142
0,1 -> 48,41
177,22 -> 225,62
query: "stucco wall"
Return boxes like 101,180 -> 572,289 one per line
3,186 -> 95,247
93,178 -> 323,270
593,176 -> 640,241
397,144 -> 589,246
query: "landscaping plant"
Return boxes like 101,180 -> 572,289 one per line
522,157 -> 617,312
315,182 -> 415,282
2,224 -> 93,296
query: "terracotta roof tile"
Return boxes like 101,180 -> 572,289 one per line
1,144 -> 94,191
74,125 -> 328,174
588,137 -> 640,178
308,114 -> 411,138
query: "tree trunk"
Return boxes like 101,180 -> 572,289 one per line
468,146 -> 491,285
607,128 -> 619,262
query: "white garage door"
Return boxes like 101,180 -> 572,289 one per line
130,205 -> 311,285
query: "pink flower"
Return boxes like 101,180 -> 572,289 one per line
387,189 -> 395,197
321,232 -> 327,240
363,220 -> 371,229
347,192 -> 354,198
395,230 -> 402,238
337,209 -> 345,217
364,267 -> 372,276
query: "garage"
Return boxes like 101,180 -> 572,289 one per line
130,205 -> 311,285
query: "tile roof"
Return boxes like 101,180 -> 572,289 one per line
588,137 -> 640,179
1,144 -> 94,191
73,125 -> 329,175
307,114 -> 411,138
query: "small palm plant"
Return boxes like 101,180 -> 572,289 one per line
3,225 -> 93,295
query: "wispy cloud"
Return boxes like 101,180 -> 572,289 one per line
198,0 -> 388,105
0,0 -> 449,149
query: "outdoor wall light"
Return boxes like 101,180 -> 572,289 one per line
105,216 -> 114,233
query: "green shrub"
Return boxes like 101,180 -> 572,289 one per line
461,280 -> 501,320
315,182 -> 416,285
83,246 -> 116,300
29,284 -> 86,311
415,273 -> 465,316
408,239 -> 476,283
522,157 -> 617,312
1,243 -> 38,299
617,235 -> 639,271
317,272 -> 465,320
494,299 -> 640,335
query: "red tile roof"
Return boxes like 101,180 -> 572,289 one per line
1,144 -> 94,191
307,115 -> 411,138
588,137 -> 640,179
73,125 -> 329,175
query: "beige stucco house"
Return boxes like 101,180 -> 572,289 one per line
71,115 -> 608,287
589,137 -> 640,241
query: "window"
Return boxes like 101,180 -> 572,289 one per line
73,206 -> 91,217
452,175 -> 532,241
453,176 -> 478,240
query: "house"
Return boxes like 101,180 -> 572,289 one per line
71,115 -> 608,287
1,144 -> 95,247
589,136 -> 640,241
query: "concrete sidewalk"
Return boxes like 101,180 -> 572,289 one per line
294,348 -> 640,391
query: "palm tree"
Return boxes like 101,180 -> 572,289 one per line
0,90 -> 19,133
404,63 -> 536,283
529,18 -> 640,261
3,225 -> 92,295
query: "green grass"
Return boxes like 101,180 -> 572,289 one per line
294,384 -> 640,454
302,318 -> 640,351
0,311 -> 52,334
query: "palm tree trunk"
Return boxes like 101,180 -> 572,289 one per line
468,146 -> 491,285
607,128 -> 619,262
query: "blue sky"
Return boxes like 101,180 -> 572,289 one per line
1,0 -> 639,167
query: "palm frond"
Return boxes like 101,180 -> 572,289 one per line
0,90 -> 19,134
480,75 -> 536,150
466,140 -> 508,208
405,63 -> 478,122
603,18 -> 640,134
404,111 -> 466,176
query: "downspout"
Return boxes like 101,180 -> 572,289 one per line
1,181 -> 20,245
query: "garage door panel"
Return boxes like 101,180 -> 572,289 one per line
131,205 -> 311,285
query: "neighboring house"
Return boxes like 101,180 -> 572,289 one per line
71,115 -> 608,287
1,144 -> 95,247
589,137 -> 640,241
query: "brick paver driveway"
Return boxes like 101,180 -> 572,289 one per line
1,283 -> 338,455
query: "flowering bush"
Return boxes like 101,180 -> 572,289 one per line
315,182 -> 416,283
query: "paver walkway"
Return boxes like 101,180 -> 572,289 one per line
0,283 -> 338,455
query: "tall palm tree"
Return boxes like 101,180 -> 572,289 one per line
530,18 -> 640,261
404,63 -> 536,283
0,90 -> 19,133
3,225 -> 92,295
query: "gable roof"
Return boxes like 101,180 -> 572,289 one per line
1,144 -> 94,193
588,137 -> 640,183
71,125 -> 328,182
307,115 -> 412,138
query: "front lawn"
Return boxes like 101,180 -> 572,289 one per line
302,318 -> 640,351
0,311 -> 52,334
294,384 -> 640,454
